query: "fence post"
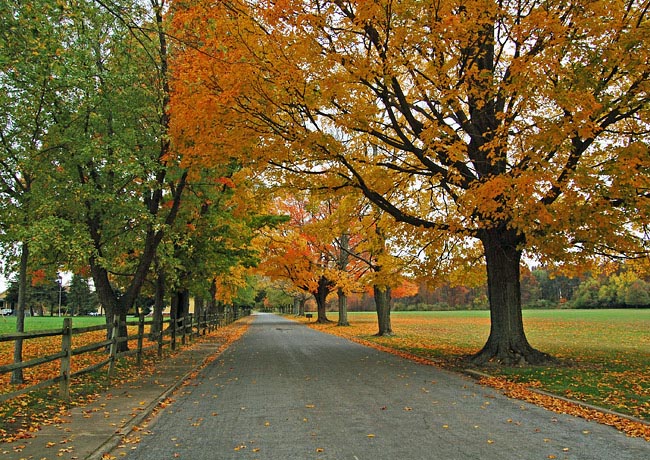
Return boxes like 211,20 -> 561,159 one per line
107,314 -> 119,380
59,317 -> 72,400
202,310 -> 207,336
137,312 -> 145,366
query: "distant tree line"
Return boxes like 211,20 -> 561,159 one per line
3,274 -> 98,316
366,268 -> 649,311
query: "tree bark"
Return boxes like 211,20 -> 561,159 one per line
472,227 -> 552,365
11,242 -> 28,384
170,288 -> 190,325
208,278 -> 218,314
314,275 -> 332,323
89,258 -> 126,349
373,285 -> 393,336
337,287 -> 349,326
150,268 -> 166,340
298,294 -> 306,316
194,296 -> 204,322
337,233 -> 350,326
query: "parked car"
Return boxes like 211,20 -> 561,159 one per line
1,308 -> 13,316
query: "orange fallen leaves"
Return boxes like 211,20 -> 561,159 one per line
480,376 -> 650,441
0,329 -> 111,387
0,316 -> 252,443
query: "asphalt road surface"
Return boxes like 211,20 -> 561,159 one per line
117,313 -> 648,459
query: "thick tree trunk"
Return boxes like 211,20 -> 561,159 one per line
337,288 -> 349,326
472,227 -> 552,365
170,289 -> 190,324
314,275 -> 332,323
373,285 -> 393,336
208,278 -> 218,314
194,296 -> 204,322
11,242 -> 28,384
90,261 -> 118,322
150,269 -> 166,340
89,260 -> 128,351
298,295 -> 306,316
337,233 -> 350,326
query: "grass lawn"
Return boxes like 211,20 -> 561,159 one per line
0,316 -> 105,334
304,309 -> 650,421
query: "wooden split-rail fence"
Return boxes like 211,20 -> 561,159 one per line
0,308 -> 250,403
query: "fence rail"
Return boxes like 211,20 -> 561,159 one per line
0,308 -> 250,403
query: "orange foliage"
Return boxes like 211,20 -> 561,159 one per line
29,269 -> 47,287
255,195 -> 351,298
391,280 -> 419,299
76,265 -> 91,278
170,0 -> 650,266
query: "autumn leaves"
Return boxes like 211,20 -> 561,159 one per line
167,0 -> 650,364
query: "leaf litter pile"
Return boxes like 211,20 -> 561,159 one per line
303,311 -> 649,441
0,317 -> 251,444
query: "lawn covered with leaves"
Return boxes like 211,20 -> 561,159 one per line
0,315 -> 251,443
302,310 -> 650,439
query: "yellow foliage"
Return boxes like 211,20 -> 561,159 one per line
170,0 -> 650,281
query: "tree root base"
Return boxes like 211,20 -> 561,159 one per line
469,347 -> 557,367
374,331 -> 394,337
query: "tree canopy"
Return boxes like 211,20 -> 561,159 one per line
0,0 -> 277,354
170,0 -> 650,363
1,0 -> 648,367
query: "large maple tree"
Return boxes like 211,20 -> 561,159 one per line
171,0 -> 650,364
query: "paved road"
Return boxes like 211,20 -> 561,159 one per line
116,313 -> 648,459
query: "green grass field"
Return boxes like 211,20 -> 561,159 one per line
2,310 -> 648,420
0,316 -> 105,334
